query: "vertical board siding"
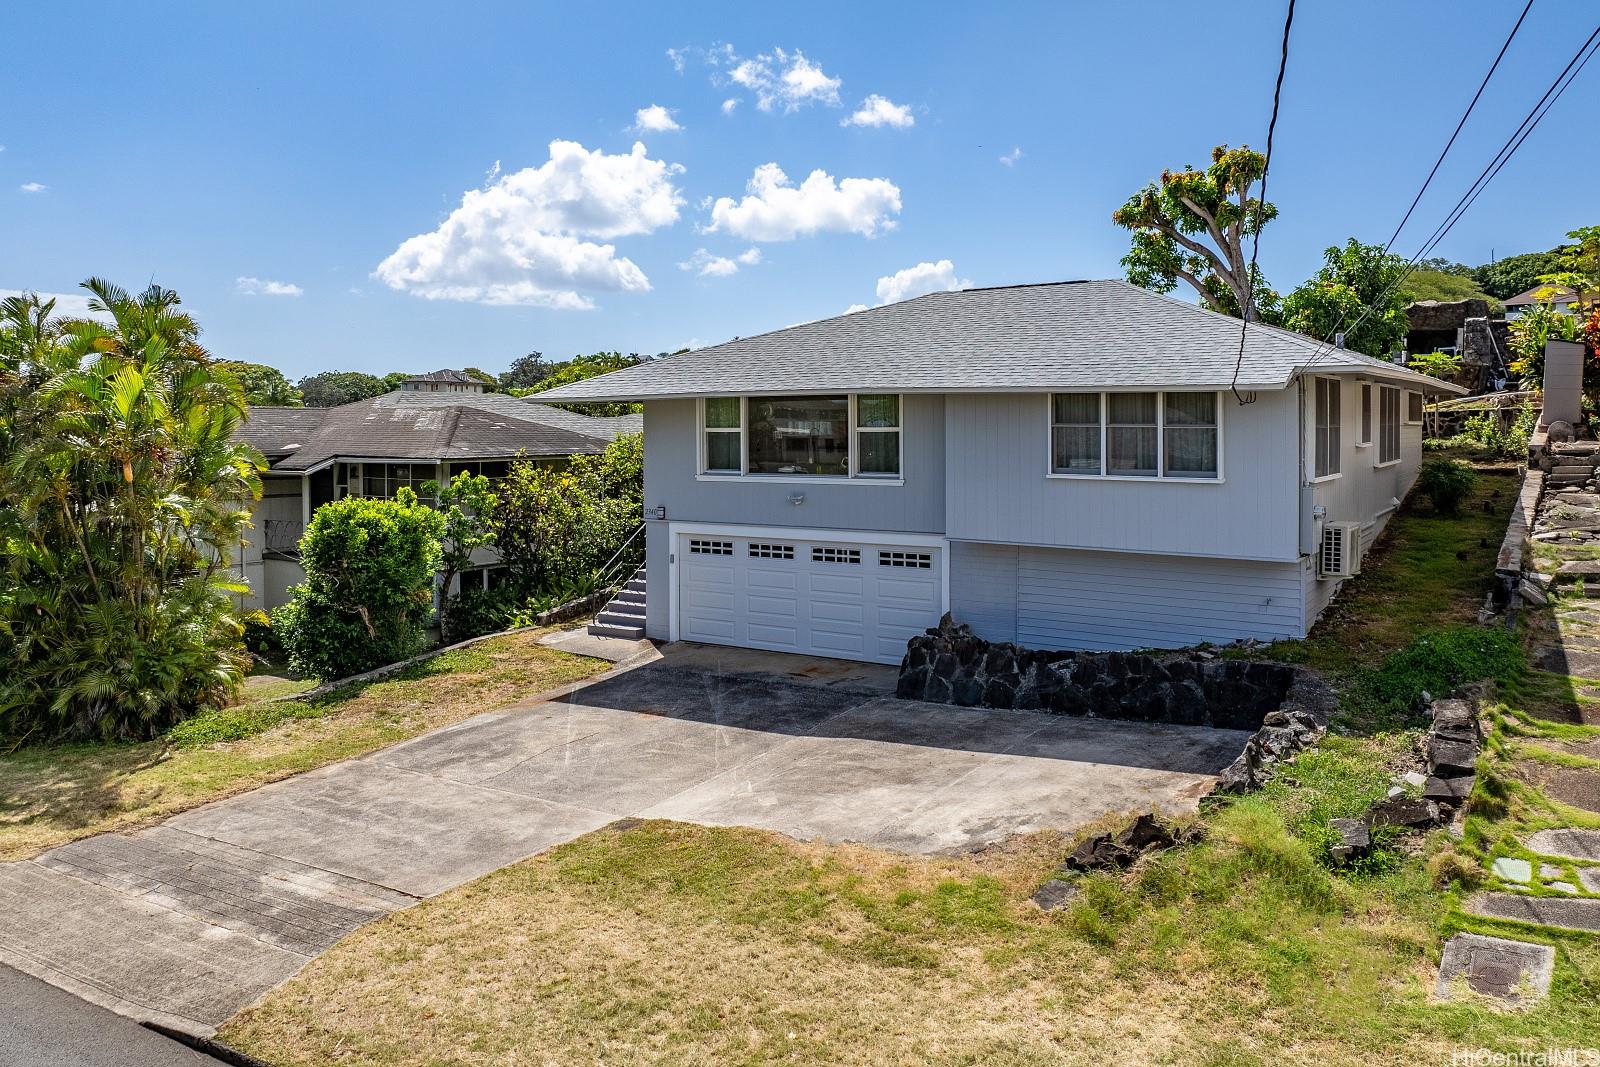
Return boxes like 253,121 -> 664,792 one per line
1010,546 -> 1305,651
948,541 -> 1019,643
644,521 -> 671,640
943,391 -> 1302,561
642,397 -> 946,535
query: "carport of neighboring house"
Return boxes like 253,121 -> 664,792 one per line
670,524 -> 949,665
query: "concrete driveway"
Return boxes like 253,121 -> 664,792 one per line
0,642 -> 1251,1036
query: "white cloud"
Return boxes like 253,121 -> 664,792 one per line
842,95 -> 914,129
235,276 -> 304,296
721,98 -> 739,115
19,182 -> 46,193
721,47 -> 841,112
633,104 -> 682,133
0,288 -> 97,318
666,47 -> 687,73
707,163 -> 901,241
843,303 -> 869,314
678,247 -> 762,277
874,260 -> 970,305
999,146 -> 1023,167
373,140 -> 684,309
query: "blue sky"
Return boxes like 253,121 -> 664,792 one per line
2,1 -> 1595,380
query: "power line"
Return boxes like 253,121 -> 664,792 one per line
1301,20 -> 1600,376
1229,0 -> 1296,405
1383,0 -> 1533,253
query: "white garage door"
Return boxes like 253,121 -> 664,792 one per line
677,532 -> 943,664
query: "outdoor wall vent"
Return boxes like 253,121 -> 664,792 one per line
1318,521 -> 1363,581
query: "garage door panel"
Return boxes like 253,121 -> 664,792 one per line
678,533 -> 942,665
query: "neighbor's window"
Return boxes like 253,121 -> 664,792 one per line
1406,391 -> 1424,424
747,395 -> 849,477
1358,383 -> 1373,446
356,462 -> 433,500
1314,377 -> 1341,479
1050,393 -> 1102,474
703,397 -> 742,473
1164,392 -> 1219,479
1049,392 -> 1219,479
1378,386 -> 1401,465
855,394 -> 901,477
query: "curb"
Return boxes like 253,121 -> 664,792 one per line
139,1021 -> 275,1067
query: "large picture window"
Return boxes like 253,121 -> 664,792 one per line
1049,392 -> 1219,480
1314,377 -> 1341,479
1378,386 -> 1401,465
700,394 -> 903,479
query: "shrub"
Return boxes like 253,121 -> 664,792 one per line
240,609 -> 282,662
441,583 -> 520,645
1358,626 -> 1521,717
1416,457 -> 1477,515
273,489 -> 444,681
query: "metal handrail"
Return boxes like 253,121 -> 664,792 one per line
595,522 -> 646,589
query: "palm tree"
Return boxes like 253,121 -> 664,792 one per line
0,280 -> 264,741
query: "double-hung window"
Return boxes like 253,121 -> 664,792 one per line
699,394 -> 902,479
1377,386 -> 1401,465
1357,383 -> 1373,447
702,397 -> 743,473
1049,391 -> 1219,480
1406,391 -> 1424,424
1313,377 -> 1341,479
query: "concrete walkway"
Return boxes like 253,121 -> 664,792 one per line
0,643 -> 1251,1035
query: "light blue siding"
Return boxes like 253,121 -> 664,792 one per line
948,540 -> 1017,643
644,521 -> 670,640
642,396 -> 945,534
942,390 -> 1302,562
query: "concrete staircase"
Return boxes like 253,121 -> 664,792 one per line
587,566 -> 646,639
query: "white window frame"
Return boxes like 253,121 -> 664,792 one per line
1356,382 -> 1373,448
1404,390 -> 1424,425
1043,391 -> 1224,483
1311,376 -> 1342,483
695,394 -> 905,485
1376,385 -> 1402,468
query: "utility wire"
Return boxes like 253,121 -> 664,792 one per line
1300,20 -> 1600,376
1229,0 -> 1295,405
1383,0 -> 1534,253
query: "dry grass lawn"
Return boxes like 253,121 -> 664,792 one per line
0,632 -> 608,861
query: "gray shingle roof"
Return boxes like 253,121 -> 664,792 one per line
535,279 -> 1466,400
235,391 -> 641,472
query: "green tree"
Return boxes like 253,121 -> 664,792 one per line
499,351 -> 550,390
272,488 -> 444,680
1535,225 -> 1600,304
1471,250 -> 1565,300
381,371 -> 410,392
216,360 -> 303,406
1506,303 -> 1580,390
462,367 -> 499,392
1111,144 -> 1279,319
422,470 -> 500,640
0,280 -> 264,741
516,351 -> 646,416
298,370 -> 387,407
1402,269 -> 1496,307
1281,239 -> 1412,358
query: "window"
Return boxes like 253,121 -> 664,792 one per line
1050,393 -> 1101,474
748,396 -> 849,476
748,542 -> 795,560
1048,392 -> 1220,480
700,394 -> 902,480
689,538 -> 733,555
812,546 -> 861,564
1314,377 -> 1341,479
1378,386 -> 1401,465
363,462 -> 434,500
1406,391 -> 1424,424
1164,392 -> 1219,478
879,551 -> 932,569
703,397 -> 742,473
855,394 -> 900,477
1358,384 -> 1373,447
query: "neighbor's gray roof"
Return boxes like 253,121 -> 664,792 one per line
536,280 -> 1466,401
236,392 -> 641,472
404,368 -> 479,383
1502,284 -> 1579,306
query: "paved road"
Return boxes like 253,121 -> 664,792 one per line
0,963 -> 221,1066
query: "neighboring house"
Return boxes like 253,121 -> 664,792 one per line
1502,285 -> 1581,320
540,280 -> 1464,665
232,374 -> 641,612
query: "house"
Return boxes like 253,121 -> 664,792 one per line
1502,285 -> 1581,320
232,384 -> 641,612
538,280 -> 1464,664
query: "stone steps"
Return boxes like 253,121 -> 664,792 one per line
587,565 -> 647,640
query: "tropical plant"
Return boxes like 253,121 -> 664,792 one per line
422,470 -> 500,639
297,370 -> 387,407
216,360 -> 303,406
1281,239 -> 1412,358
514,351 -> 647,416
1111,144 -> 1279,320
0,281 -> 264,741
1406,351 -> 1463,380
1534,225 -> 1600,303
1416,458 -> 1477,515
1506,303 -> 1580,390
272,488 -> 444,680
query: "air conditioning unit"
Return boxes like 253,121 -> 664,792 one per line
1318,521 -> 1363,580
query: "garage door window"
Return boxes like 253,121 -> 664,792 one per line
812,546 -> 861,564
